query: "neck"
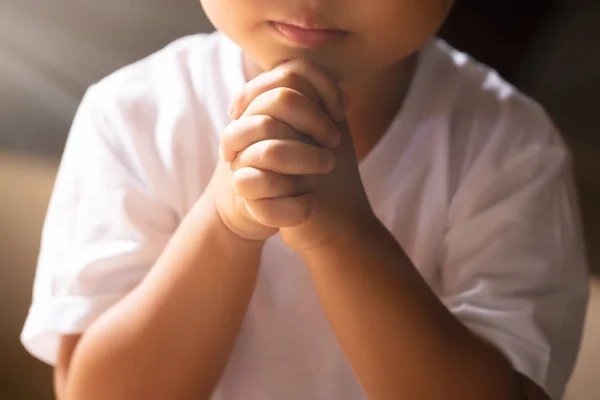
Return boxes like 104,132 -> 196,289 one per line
341,55 -> 417,161
242,53 -> 418,162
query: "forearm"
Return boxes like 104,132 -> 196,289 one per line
301,218 -> 518,400
65,193 -> 263,400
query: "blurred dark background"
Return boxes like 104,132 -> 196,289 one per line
1,0 -> 598,399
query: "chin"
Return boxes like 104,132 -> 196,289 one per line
246,45 -> 372,83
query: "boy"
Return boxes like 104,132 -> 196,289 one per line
22,0 -> 589,399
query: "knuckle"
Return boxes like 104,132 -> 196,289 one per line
289,58 -> 314,72
271,87 -> 300,108
257,140 -> 280,165
277,68 -> 304,88
254,115 -> 276,135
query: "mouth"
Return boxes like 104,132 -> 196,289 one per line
269,18 -> 348,48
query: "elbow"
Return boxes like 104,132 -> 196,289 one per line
61,339 -> 214,400
55,333 -> 157,400
468,340 -> 523,400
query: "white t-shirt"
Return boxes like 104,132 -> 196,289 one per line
22,32 -> 589,400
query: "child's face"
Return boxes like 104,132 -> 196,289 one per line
200,0 -> 453,81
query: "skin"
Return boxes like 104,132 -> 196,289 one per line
202,0 -> 449,160
200,0 -> 452,81
54,0 -> 552,399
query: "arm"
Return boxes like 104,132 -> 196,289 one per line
300,218 -> 548,400
55,335 -> 79,400
51,59 -> 344,399
217,59 -> 544,398
59,191 -> 263,400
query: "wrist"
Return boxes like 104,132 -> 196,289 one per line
189,191 -> 267,252
298,210 -> 385,258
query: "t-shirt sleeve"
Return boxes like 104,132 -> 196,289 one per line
440,105 -> 589,399
21,85 -> 180,365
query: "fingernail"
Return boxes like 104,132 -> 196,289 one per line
307,194 -> 317,214
333,109 -> 346,122
218,145 -> 225,161
332,91 -> 350,121
228,103 -> 237,119
341,90 -> 351,110
326,153 -> 336,172
272,58 -> 291,70
329,132 -> 342,149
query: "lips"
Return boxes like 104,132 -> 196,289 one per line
270,19 -> 348,48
